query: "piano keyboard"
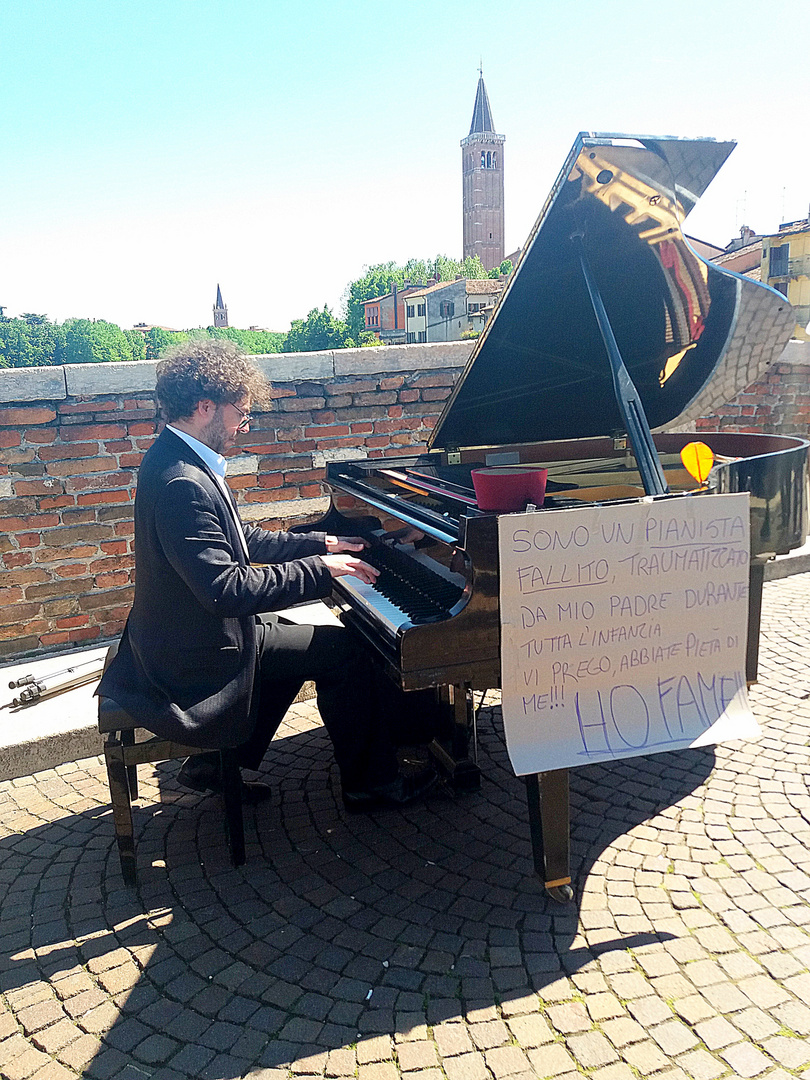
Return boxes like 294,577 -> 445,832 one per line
336,539 -> 466,632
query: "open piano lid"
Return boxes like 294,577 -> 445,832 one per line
429,133 -> 795,452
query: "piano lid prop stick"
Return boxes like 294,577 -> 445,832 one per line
572,231 -> 669,497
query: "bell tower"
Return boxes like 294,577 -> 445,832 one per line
461,70 -> 505,271
213,284 -> 228,328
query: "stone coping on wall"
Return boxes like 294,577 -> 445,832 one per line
780,338 -> 810,365
2,335 -> 807,404
0,644 -> 107,782
0,340 -> 476,403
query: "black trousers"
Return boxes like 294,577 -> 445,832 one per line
234,613 -> 401,791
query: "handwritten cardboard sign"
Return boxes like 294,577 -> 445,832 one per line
498,492 -> 759,775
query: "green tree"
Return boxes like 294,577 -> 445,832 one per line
61,320 -> 97,364
207,326 -> 285,354
0,320 -> 32,367
0,315 -> 286,367
344,262 -> 407,343
283,306 -> 354,353
459,255 -> 489,278
123,329 -> 147,361
143,326 -> 182,360
488,258 -> 513,279
0,316 -> 63,367
60,319 -> 142,364
244,329 -> 285,354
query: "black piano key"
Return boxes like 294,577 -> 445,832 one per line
362,542 -> 465,624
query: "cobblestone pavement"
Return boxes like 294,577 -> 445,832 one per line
1,575 -> 809,1080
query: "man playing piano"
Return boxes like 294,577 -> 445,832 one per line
97,339 -> 436,811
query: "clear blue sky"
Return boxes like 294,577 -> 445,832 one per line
2,0 -> 808,332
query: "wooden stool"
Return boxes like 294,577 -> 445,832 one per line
98,644 -> 245,887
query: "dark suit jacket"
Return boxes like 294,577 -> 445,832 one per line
98,428 -> 332,747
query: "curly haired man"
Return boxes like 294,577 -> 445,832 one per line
98,338 -> 435,810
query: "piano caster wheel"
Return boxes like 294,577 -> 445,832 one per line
546,884 -> 574,903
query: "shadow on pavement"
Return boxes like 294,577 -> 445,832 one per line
0,700 -> 715,1078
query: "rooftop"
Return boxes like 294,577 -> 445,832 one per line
771,218 -> 810,238
466,279 -> 503,294
409,278 -> 503,298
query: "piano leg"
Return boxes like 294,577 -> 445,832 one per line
428,683 -> 481,793
746,556 -> 767,684
525,770 -> 574,902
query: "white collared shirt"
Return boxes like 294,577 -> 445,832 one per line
167,425 -> 250,559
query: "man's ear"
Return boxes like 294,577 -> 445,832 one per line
195,399 -> 216,420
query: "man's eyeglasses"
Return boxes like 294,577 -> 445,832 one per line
230,403 -> 253,431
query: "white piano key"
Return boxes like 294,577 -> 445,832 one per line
336,575 -> 413,633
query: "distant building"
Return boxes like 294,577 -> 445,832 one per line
760,218 -> 810,340
685,235 -> 726,262
132,323 -> 179,334
461,72 -> 505,272
724,225 -> 759,254
213,284 -> 228,328
402,278 -> 504,343
711,228 -> 763,278
362,283 -> 427,344
368,286 -> 416,344
706,219 -> 809,340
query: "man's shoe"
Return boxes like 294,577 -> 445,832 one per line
342,766 -> 437,814
177,757 -> 272,805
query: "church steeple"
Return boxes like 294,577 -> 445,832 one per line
213,284 -> 228,328
468,72 -> 496,136
461,70 -> 505,271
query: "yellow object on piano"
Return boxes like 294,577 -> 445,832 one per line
680,441 -> 715,484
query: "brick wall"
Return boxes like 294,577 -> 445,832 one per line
0,342 -> 471,660
695,339 -> 810,436
1,338 -> 809,663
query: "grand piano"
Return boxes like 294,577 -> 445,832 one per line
315,134 -> 809,900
